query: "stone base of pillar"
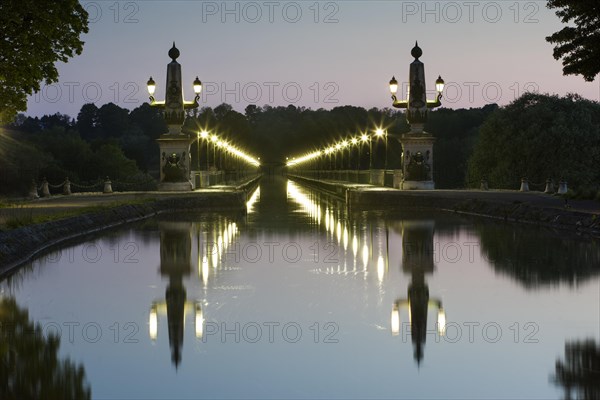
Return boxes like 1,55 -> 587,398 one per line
158,181 -> 193,192
401,180 -> 435,190
157,125 -> 193,191
399,133 -> 435,191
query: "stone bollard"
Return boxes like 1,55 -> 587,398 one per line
519,177 -> 529,192
557,180 -> 568,194
480,178 -> 489,191
393,170 -> 403,189
29,179 -> 39,199
369,170 -> 385,186
544,178 -> 554,194
41,177 -> 51,197
103,177 -> 113,194
63,177 -> 72,195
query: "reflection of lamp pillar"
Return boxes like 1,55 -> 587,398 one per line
401,219 -> 435,275
390,42 -> 444,190
404,219 -> 434,364
149,43 -> 202,191
148,220 -> 207,369
147,221 -> 195,368
161,221 -> 192,368
391,219 -> 445,366
166,280 -> 185,367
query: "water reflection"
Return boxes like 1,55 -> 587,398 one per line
149,221 -> 195,368
552,339 -> 600,400
286,180 -> 391,280
391,220 -> 445,365
477,223 -> 600,287
149,215 -> 240,368
286,180 -> 447,365
0,177 -> 598,398
0,297 -> 91,399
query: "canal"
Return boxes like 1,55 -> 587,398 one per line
1,176 -> 599,399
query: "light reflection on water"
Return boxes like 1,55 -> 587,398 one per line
1,176 -> 599,399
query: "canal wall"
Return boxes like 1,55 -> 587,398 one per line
287,174 -> 359,200
0,176 -> 261,276
288,175 -> 600,237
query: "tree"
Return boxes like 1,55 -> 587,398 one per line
32,127 -> 95,182
40,113 -> 74,131
0,297 -> 91,399
90,143 -> 140,180
0,129 -> 51,194
76,103 -> 99,141
0,0 -> 89,123
97,103 -> 130,138
467,93 -> 600,189
129,103 -> 167,139
546,0 -> 600,81
427,105 -> 497,188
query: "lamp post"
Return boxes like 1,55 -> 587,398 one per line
350,137 -> 359,172
148,43 -> 203,191
375,128 -> 387,170
199,130 -> 209,170
389,41 -> 444,190
360,133 -> 371,170
196,132 -> 200,170
341,140 -> 349,170
211,134 -> 218,169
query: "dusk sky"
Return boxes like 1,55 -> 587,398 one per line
26,0 -> 600,118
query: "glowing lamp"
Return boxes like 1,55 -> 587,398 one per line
435,75 -> 445,94
193,76 -> 203,94
147,77 -> 156,95
389,76 -> 399,94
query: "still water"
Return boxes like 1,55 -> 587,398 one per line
1,177 -> 599,399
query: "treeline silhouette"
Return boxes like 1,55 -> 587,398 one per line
2,101 -> 498,194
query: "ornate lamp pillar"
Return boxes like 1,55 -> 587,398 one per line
389,42 -> 444,190
147,43 -> 202,191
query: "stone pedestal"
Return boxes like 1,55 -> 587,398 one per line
400,132 -> 435,190
157,125 -> 193,192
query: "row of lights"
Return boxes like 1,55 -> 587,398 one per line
286,127 -> 387,168
197,130 -> 261,167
